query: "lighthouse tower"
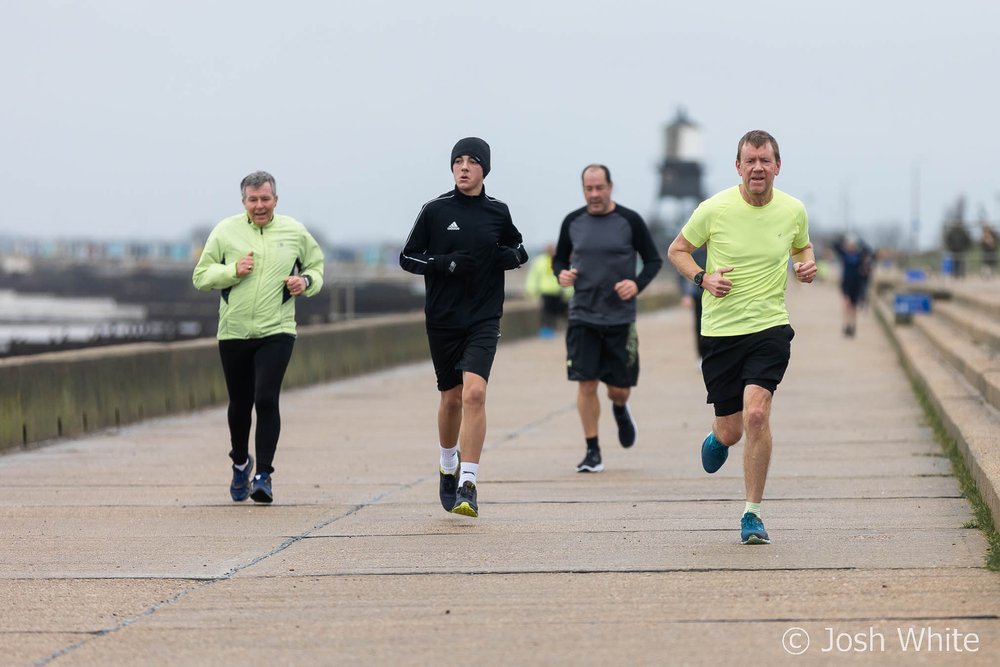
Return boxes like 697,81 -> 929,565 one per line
650,108 -> 706,244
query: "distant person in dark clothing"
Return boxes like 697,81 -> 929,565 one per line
553,164 -> 663,474
981,223 -> 997,278
943,220 -> 972,278
833,234 -> 873,337
399,137 -> 528,518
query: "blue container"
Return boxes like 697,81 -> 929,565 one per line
894,293 -> 932,315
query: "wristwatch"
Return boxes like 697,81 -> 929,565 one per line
693,270 -> 706,287
302,275 -> 312,289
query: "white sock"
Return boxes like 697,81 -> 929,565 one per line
439,445 -> 459,473
744,501 -> 762,518
234,459 -> 250,471
459,462 -> 479,487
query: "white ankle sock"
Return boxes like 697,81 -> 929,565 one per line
439,445 -> 459,473
744,501 -> 761,517
459,462 -> 479,487
234,459 -> 250,471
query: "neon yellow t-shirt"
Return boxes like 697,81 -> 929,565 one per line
681,186 -> 810,336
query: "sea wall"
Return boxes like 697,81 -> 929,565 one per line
0,292 -> 676,452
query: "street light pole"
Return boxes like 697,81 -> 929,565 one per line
910,160 -> 921,254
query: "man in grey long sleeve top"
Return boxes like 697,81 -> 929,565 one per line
552,164 -> 663,473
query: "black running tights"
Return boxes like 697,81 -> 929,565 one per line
218,334 -> 295,474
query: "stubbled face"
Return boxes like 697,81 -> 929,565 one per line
582,168 -> 613,215
453,155 -> 484,194
736,141 -> 780,202
243,182 -> 277,226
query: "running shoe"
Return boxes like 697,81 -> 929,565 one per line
451,481 -> 478,517
230,455 -> 254,502
250,472 -> 273,504
701,432 -> 728,473
741,512 -> 770,545
613,403 -> 637,448
439,453 -> 461,512
576,448 -> 604,473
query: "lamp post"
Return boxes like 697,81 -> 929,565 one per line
910,160 -> 921,254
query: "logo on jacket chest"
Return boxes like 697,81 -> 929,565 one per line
447,221 -> 461,231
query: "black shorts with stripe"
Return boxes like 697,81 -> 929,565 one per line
426,319 -> 501,391
565,320 -> 639,387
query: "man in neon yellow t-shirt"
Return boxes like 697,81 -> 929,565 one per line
667,130 -> 817,545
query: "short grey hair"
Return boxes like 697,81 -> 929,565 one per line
737,130 -> 780,163
240,171 -> 277,198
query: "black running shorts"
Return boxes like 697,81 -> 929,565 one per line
700,324 -> 794,416
565,320 -> 639,387
426,319 -> 501,391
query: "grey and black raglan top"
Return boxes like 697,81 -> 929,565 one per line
552,203 -> 663,326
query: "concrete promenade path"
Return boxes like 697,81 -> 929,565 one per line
3,281 -> 999,665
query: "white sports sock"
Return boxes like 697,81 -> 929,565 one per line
234,459 -> 250,471
744,501 -> 762,518
439,445 -> 459,473
459,462 -> 479,487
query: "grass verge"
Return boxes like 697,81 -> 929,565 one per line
909,380 -> 1000,571
873,291 -> 1000,571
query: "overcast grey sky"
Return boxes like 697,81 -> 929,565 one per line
4,0 -> 998,250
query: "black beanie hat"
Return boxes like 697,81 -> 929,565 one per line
450,137 -> 491,178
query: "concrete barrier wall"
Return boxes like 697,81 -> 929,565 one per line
0,290 -> 679,452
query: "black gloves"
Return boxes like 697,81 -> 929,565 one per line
493,247 -> 522,271
429,246 -> 524,275
431,251 -> 474,276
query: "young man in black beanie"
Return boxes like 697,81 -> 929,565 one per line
399,137 -> 528,517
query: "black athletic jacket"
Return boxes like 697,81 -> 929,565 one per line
552,203 -> 663,326
400,186 -> 528,329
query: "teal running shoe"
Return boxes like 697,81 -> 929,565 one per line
741,512 -> 770,545
701,432 -> 729,473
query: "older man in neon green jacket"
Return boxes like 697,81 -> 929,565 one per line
193,170 -> 324,504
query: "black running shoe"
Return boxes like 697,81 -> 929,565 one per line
613,403 -> 637,448
451,481 -> 478,518
439,454 -> 460,512
230,455 -> 254,502
576,448 -> 604,473
250,472 -> 273,504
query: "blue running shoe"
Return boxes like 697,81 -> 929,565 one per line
701,432 -> 728,473
741,512 -> 770,545
250,472 -> 273,504
230,455 -> 254,502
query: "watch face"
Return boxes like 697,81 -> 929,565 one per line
694,271 -> 704,286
